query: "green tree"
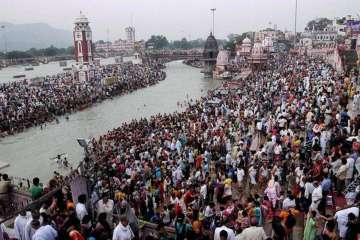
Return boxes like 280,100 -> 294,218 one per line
306,18 -> 332,31
43,45 -> 58,56
5,51 -> 32,59
146,35 -> 169,49
66,46 -> 75,55
223,33 -> 248,54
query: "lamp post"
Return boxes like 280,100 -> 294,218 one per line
211,8 -> 216,35
294,0 -> 298,48
1,25 -> 7,54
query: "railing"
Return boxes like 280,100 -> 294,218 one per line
0,187 -> 61,224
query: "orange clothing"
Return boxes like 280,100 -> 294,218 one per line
195,155 -> 203,169
69,230 -> 85,240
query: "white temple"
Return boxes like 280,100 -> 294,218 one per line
236,37 -> 252,57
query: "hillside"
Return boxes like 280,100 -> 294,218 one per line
0,22 -> 72,51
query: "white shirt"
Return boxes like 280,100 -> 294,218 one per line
274,145 -> 282,155
304,182 -> 315,199
335,207 -> 359,238
204,206 -> 214,218
236,226 -> 267,240
312,185 -> 322,203
112,222 -> 134,240
200,184 -> 207,200
237,168 -> 245,182
282,198 -> 296,210
97,199 -> 114,224
14,214 -> 29,240
75,202 -> 88,221
25,215 -> 42,240
32,225 -> 58,240
346,157 -> 355,179
214,226 -> 236,240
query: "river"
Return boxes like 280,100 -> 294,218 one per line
0,57 -> 122,83
0,61 -> 220,182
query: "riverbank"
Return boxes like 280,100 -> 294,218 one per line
0,61 -> 166,138
0,61 -> 219,180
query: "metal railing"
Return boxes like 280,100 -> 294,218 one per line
0,187 -> 61,224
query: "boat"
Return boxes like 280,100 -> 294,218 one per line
59,61 -> 67,67
63,67 -> 72,71
25,67 -> 34,71
31,62 -> 40,66
13,74 -> 26,78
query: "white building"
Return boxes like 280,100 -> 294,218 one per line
262,36 -> 275,53
235,37 -> 252,58
95,27 -> 140,53
300,24 -> 337,48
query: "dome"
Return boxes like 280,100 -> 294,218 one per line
242,37 -> 251,45
203,32 -> 219,58
75,12 -> 89,24
216,50 -> 229,66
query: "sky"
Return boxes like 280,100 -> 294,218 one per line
1,0 -> 360,41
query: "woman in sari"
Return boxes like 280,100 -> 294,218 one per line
303,210 -> 317,240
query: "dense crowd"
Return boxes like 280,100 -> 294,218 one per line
0,62 -> 166,137
1,54 -> 360,240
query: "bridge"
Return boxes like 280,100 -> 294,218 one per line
146,50 -> 203,62
0,55 -> 74,67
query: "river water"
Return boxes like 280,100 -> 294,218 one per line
0,61 -> 220,181
0,57 -> 121,83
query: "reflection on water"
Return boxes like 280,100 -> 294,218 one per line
0,61 -> 220,180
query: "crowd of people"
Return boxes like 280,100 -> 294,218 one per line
0,61 -> 166,137
3,53 -> 360,240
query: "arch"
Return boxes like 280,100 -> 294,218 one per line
78,42 -> 82,53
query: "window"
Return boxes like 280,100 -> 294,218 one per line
78,42 -> 82,53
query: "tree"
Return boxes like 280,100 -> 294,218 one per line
223,33 -> 248,54
146,35 -> 169,49
306,18 -> 332,31
5,51 -> 32,59
66,46 -> 75,55
43,45 -> 58,56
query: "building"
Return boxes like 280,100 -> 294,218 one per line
125,26 -> 135,43
72,12 -> 95,82
213,50 -> 230,78
247,41 -> 268,71
300,24 -> 337,48
284,31 -> 295,41
94,27 -> 142,54
202,32 -> 219,78
255,28 -> 284,42
94,41 -> 112,52
73,12 -> 93,65
262,36 -> 275,53
235,37 -> 252,57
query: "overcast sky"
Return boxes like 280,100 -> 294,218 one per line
2,0 -> 360,41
